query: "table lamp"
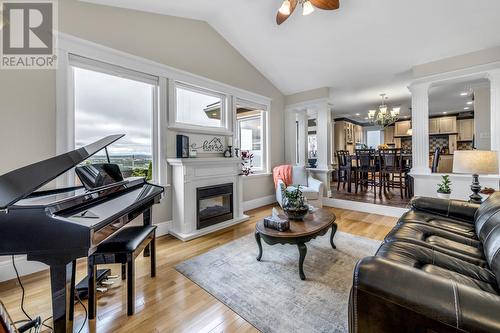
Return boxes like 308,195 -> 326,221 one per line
453,150 -> 498,204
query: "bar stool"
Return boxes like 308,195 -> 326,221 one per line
88,225 -> 157,318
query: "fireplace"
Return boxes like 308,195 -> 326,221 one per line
197,183 -> 234,230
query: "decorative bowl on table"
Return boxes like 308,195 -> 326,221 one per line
281,184 -> 309,220
283,205 -> 309,220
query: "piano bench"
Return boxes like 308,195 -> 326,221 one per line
87,225 -> 157,319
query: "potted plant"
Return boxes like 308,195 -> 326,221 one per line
280,184 -> 309,220
437,175 -> 452,199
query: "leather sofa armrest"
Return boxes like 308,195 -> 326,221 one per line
411,196 -> 480,223
353,257 -> 500,333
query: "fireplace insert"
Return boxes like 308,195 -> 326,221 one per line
197,183 -> 234,230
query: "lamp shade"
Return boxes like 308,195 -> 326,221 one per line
453,150 -> 499,175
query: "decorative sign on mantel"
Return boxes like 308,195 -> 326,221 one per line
180,133 -> 226,156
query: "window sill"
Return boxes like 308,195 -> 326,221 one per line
242,172 -> 272,179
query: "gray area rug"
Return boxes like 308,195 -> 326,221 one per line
176,231 -> 380,333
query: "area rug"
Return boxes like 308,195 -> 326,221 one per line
176,231 -> 380,333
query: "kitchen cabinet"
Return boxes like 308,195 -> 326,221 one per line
394,120 -> 411,137
354,124 -> 364,143
384,126 -> 395,144
458,118 -> 474,141
439,116 -> 457,134
334,121 -> 345,151
429,118 -> 440,135
429,116 -> 457,135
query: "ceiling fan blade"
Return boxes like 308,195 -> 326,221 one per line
276,0 -> 298,25
310,0 -> 340,10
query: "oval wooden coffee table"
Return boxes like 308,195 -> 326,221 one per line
255,208 -> 337,280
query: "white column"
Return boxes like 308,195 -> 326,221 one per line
296,111 -> 308,167
316,103 -> 332,170
409,82 -> 431,174
489,69 -> 500,171
284,108 -> 298,164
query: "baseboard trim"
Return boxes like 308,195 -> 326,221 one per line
168,215 -> 250,241
156,220 -> 173,237
323,198 -> 408,217
243,195 -> 276,211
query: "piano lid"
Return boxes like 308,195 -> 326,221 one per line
0,134 -> 124,209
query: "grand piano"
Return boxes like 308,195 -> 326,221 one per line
0,135 -> 164,333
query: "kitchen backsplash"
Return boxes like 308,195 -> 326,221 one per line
457,141 -> 473,150
429,135 -> 450,152
399,136 -> 473,152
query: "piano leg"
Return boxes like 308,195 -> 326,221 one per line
50,261 -> 76,333
143,207 -> 152,257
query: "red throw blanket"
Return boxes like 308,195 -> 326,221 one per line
273,165 -> 292,188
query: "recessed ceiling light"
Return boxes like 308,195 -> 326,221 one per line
460,92 -> 468,96
464,107 -> 470,110
467,101 -> 473,105
355,113 -> 360,116
364,117 -> 368,120
443,112 -> 447,114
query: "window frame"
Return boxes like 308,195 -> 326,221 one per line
169,81 -> 232,135
235,98 -> 270,175
57,34 -> 272,187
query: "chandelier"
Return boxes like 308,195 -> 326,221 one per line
367,94 -> 400,128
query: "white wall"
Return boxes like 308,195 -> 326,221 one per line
474,86 -> 491,150
0,0 -> 285,280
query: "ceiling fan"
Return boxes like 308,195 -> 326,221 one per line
277,0 -> 339,25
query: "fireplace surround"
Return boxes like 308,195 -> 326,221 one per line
167,157 -> 248,241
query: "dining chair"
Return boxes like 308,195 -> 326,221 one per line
354,149 -> 379,196
431,147 -> 441,173
379,148 -> 407,199
336,150 -> 356,193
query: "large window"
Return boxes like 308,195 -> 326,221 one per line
237,105 -> 267,172
366,130 -> 381,149
173,82 -> 228,132
72,61 -> 158,180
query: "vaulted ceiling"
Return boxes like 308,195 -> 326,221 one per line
83,0 -> 500,113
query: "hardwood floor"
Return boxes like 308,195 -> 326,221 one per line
331,181 -> 411,208
0,205 -> 397,333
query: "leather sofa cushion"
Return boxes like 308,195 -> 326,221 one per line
399,210 -> 476,238
474,192 -> 500,221
411,196 -> 479,222
376,241 -> 499,294
476,208 -> 500,243
385,222 -> 484,264
483,224 -> 500,287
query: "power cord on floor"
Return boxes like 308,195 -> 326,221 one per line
11,255 -> 32,321
12,255 -> 53,332
75,293 -> 87,333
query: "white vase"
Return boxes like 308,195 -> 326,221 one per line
437,192 -> 450,199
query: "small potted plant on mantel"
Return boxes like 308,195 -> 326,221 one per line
437,175 -> 452,199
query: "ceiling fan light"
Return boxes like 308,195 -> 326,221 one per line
302,1 -> 315,16
279,0 -> 291,15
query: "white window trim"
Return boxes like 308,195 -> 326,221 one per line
56,33 -> 272,186
169,81 -> 231,135
235,98 -> 270,175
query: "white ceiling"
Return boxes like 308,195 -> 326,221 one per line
83,0 -> 500,115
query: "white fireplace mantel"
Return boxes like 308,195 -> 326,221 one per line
167,157 -> 248,241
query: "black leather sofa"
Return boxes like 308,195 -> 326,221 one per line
349,193 -> 500,333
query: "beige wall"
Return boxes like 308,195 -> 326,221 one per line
474,86 -> 491,150
412,46 -> 500,78
285,87 -> 330,106
0,0 -> 285,224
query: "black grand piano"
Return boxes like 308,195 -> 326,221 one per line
0,135 -> 164,333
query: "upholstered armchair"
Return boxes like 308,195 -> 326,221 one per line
275,165 -> 324,208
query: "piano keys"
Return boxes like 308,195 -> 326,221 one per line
0,135 -> 164,333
